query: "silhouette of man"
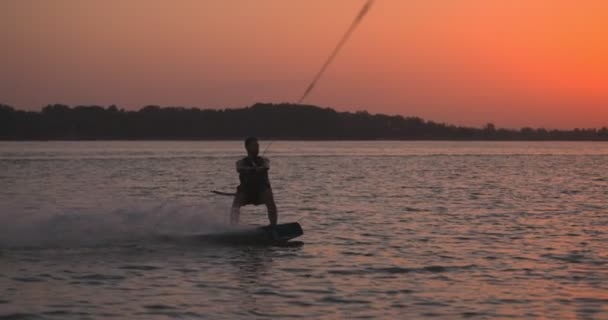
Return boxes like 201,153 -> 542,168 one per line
231,137 -> 278,226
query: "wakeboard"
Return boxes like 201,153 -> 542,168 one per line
196,222 -> 303,245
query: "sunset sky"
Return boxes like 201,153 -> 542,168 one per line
1,0 -> 607,129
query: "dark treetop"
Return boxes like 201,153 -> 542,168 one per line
1,103 -> 607,140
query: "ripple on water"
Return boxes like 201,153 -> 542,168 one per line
542,252 -> 589,264
118,265 -> 161,271
10,277 -> 44,283
173,268 -> 198,273
486,298 -> 531,305
319,296 -> 371,305
42,310 -> 90,317
253,288 -> 299,298
573,297 -> 608,304
46,304 -> 76,309
71,274 -> 126,281
138,305 -> 203,318
0,313 -> 43,320
341,250 -> 374,257
144,304 -> 178,310
328,264 -> 475,276
37,273 -> 64,280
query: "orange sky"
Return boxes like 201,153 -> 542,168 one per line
1,0 -> 607,129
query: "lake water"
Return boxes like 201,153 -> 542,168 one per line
1,141 -> 607,319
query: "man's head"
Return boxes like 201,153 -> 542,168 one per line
244,137 -> 259,157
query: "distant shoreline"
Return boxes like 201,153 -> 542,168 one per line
2,139 -> 608,142
2,103 -> 607,141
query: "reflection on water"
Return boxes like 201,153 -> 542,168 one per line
0,141 -> 607,319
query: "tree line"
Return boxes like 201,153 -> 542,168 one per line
1,103 -> 607,140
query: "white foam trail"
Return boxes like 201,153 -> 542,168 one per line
0,199 -> 232,248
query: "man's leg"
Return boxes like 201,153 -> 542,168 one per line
231,193 -> 246,225
260,189 -> 278,226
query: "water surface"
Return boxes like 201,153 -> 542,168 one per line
1,141 -> 607,319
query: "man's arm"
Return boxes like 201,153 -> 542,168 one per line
260,157 -> 270,170
236,158 -> 270,172
236,159 -> 251,173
